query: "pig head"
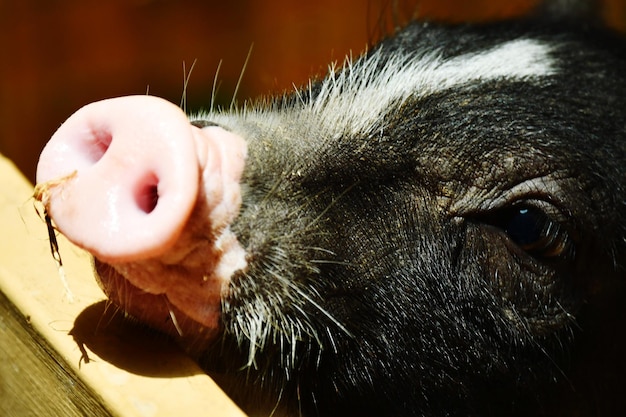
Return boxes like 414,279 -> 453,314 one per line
36,10 -> 626,417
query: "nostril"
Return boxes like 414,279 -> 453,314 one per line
135,172 -> 160,214
81,127 -> 113,163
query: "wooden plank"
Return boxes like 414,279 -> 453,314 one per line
0,153 -> 246,417
0,289 -> 112,417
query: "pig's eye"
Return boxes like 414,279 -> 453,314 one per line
488,204 -> 575,260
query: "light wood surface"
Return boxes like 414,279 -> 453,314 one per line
0,153 -> 246,417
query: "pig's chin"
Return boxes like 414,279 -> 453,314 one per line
91,220 -> 248,356
94,256 -> 227,355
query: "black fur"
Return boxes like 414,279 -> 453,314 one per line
190,11 -> 626,417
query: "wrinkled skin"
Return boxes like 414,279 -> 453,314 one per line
37,12 -> 626,417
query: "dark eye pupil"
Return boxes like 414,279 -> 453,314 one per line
486,205 -> 574,260
504,207 -> 545,247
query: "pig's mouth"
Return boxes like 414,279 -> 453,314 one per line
93,253 -> 233,354
90,186 -> 249,354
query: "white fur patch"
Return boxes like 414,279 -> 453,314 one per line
309,38 -> 557,137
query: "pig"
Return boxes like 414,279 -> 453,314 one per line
35,2 -> 626,417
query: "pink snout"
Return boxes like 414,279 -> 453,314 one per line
36,95 -> 243,264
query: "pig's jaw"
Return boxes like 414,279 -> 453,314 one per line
93,224 -> 247,351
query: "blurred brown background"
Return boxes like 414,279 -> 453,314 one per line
1,0 -> 624,182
